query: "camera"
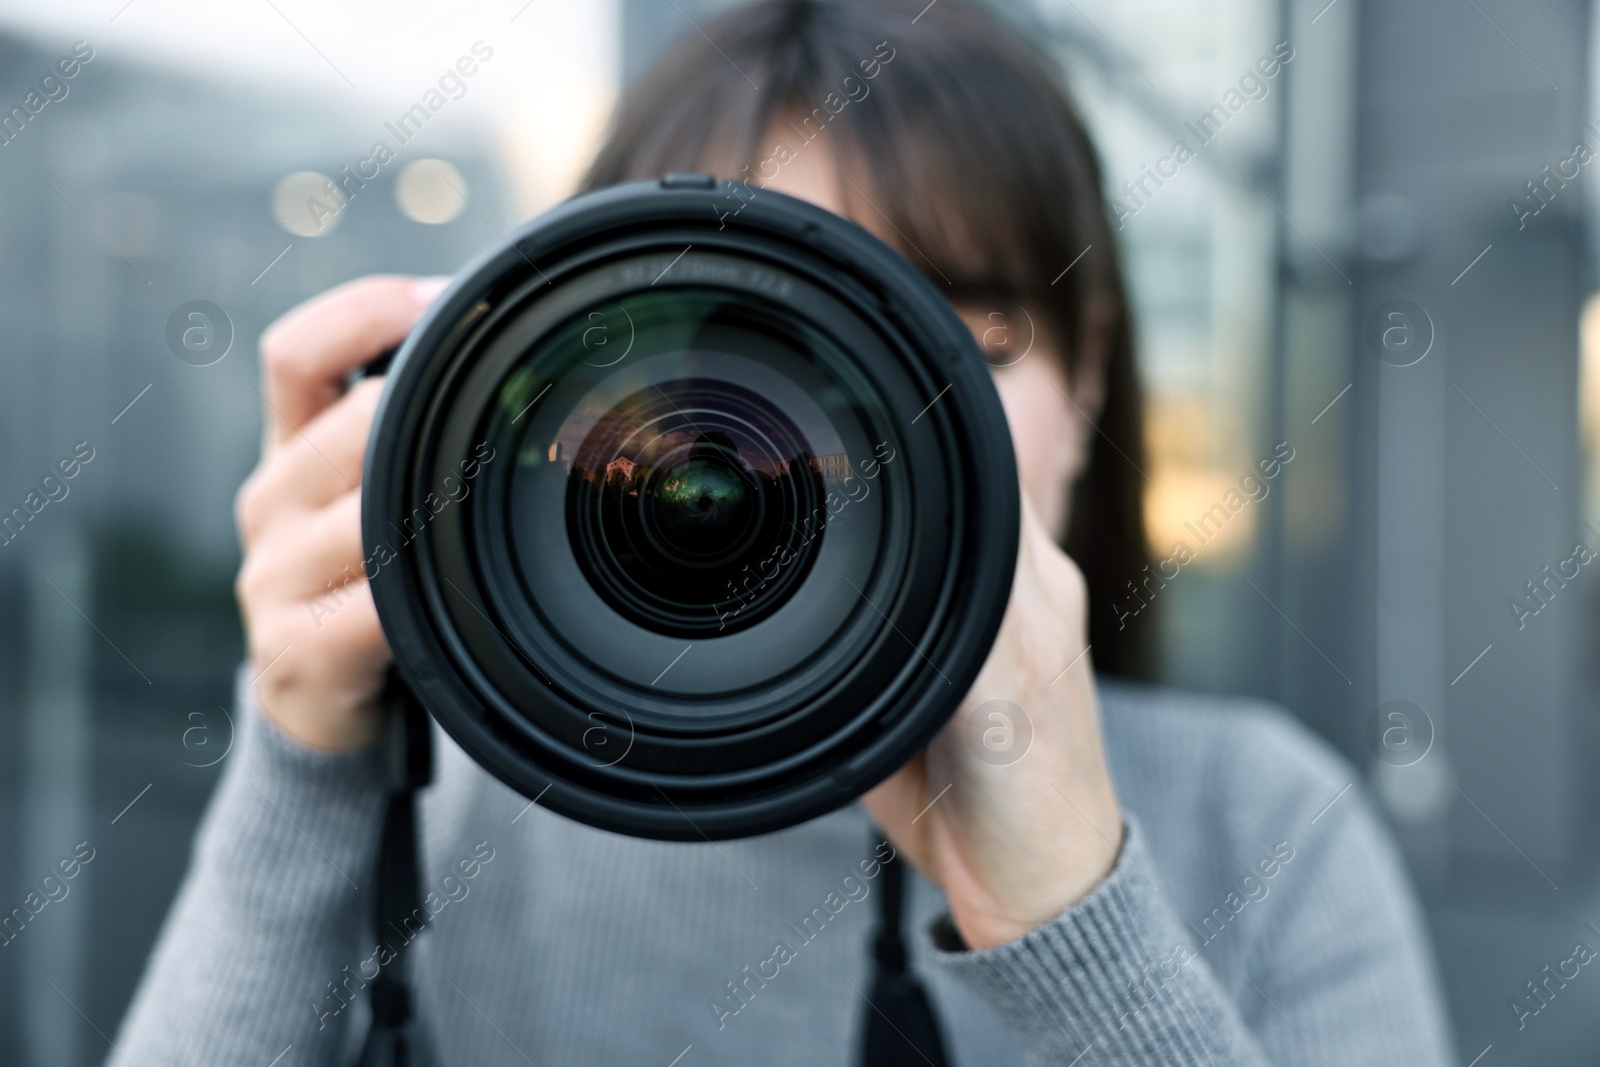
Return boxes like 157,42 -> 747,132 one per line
362,174 -> 1018,840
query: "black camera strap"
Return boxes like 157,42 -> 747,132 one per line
356,676 -> 946,1066
359,677 -> 433,1067
862,843 -> 951,1066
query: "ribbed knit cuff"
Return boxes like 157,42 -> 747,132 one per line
194,668 -> 390,919
929,819 -> 1248,1066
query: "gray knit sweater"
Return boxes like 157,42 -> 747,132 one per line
112,676 -> 1455,1066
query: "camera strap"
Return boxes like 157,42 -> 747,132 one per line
354,671 -> 946,1065
359,676 -> 434,1067
862,842 -> 951,1066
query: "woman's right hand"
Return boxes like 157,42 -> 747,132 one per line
234,275 -> 449,751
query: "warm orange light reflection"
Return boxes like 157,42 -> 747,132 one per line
1141,391 -> 1258,567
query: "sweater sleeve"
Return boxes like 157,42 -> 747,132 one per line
929,821 -> 1274,1066
929,726 -> 1455,1066
111,670 -> 390,1067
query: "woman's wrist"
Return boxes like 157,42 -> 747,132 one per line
945,788 -> 1124,951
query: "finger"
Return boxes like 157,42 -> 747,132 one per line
1015,487 -> 1087,617
238,380 -> 384,541
249,579 -> 391,730
861,755 -> 930,832
297,577 -> 391,671
258,274 -> 449,446
860,759 -> 937,879
1017,488 -> 1054,554
861,763 -> 927,833
249,576 -> 389,678
238,489 -> 365,608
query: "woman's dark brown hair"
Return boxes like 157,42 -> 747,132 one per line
582,0 -> 1154,678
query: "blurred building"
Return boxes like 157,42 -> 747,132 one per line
0,27 -> 509,1065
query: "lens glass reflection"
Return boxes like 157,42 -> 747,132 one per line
483,286 -> 879,643
565,376 -> 825,634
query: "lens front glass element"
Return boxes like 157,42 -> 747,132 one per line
564,375 -> 825,635
474,279 -> 895,701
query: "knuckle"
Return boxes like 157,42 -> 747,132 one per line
234,552 -> 268,611
257,320 -> 298,378
234,473 -> 266,542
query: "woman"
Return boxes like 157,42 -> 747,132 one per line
114,1 -> 1454,1063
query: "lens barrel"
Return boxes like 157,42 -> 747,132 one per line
363,175 -> 1018,840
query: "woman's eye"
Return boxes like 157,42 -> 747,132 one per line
975,309 -> 1031,369
980,311 -> 1014,349
955,304 -> 1031,369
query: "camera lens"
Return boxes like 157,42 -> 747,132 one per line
566,377 -> 823,636
364,177 -> 1018,840
504,291 -> 836,637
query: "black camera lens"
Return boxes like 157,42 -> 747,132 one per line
493,290 -> 838,638
364,177 -> 1018,840
564,377 -> 821,637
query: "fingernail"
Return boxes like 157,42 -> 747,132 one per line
413,276 -> 451,304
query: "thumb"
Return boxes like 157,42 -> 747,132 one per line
860,752 -> 936,877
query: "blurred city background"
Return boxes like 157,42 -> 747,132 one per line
0,0 -> 1596,1062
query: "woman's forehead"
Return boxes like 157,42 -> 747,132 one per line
698,128 -> 895,245
699,124 -> 1028,311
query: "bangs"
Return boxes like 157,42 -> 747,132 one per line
583,0 -> 1119,370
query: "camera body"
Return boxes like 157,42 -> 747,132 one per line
363,175 -> 1018,840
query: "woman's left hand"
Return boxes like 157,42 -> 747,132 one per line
861,492 -> 1123,951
